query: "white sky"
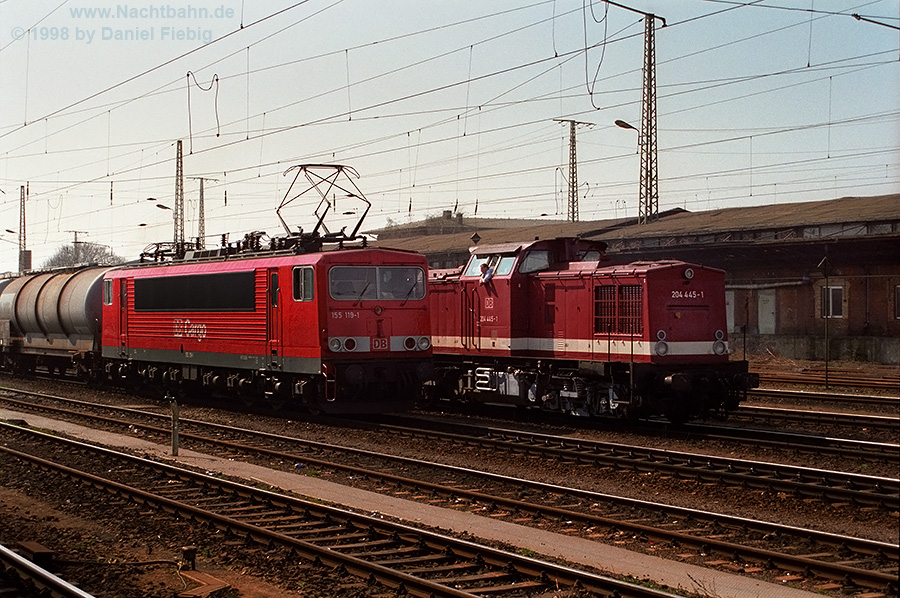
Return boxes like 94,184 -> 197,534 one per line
1,0 -> 898,272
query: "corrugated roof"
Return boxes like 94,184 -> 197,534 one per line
603,194 -> 900,240
371,194 -> 899,256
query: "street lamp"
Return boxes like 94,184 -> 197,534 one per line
615,119 -> 638,133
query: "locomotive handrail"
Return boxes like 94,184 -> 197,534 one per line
472,287 -> 481,351
460,285 -> 468,350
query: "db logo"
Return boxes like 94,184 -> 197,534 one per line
485,297 -> 494,309
371,337 -> 389,351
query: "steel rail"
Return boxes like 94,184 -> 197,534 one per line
749,388 -> 900,407
758,372 -> 900,393
0,544 -> 98,598
674,421 -> 899,463
735,405 -> 899,431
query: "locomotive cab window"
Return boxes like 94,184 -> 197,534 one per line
293,266 -> 315,302
518,250 -> 551,274
495,256 -> 516,276
103,279 -> 112,305
329,266 -> 425,301
463,255 -> 515,277
464,255 -> 491,277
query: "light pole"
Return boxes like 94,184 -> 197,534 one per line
615,120 -> 638,222
615,118 -> 658,225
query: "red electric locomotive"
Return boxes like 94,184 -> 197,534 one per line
99,244 -> 431,413
0,165 -> 432,414
427,237 -> 757,422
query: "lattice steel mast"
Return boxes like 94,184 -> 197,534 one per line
18,185 -> 27,274
605,1 -> 664,225
174,140 -> 185,255
638,14 -> 660,225
554,119 -> 592,222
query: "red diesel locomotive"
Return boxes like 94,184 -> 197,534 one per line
0,165 -> 432,414
427,237 -> 757,422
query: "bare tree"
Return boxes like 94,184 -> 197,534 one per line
41,242 -> 125,269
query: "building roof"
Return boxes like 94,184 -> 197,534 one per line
370,194 -> 900,262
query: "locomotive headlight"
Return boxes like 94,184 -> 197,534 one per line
404,336 -> 417,350
417,336 -> 431,351
655,341 -> 669,356
715,329 -> 724,341
343,337 -> 357,352
328,338 -> 343,352
656,330 -> 666,341
713,340 -> 727,355
683,267 -> 694,280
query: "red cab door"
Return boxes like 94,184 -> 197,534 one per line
266,269 -> 282,366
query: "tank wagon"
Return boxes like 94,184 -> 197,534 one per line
0,165 -> 432,414
0,267 -> 111,377
427,237 -> 758,422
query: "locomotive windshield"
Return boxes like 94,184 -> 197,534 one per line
329,266 -> 425,302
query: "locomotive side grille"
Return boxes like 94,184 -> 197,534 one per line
593,284 -> 643,336
618,285 -> 643,336
593,286 -> 616,334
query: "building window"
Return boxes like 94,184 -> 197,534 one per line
821,285 -> 843,319
895,286 -> 900,319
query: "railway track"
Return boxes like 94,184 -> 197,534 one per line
733,404 -> 899,433
420,395 -> 899,463
0,544 -> 97,598
672,421 -> 899,464
758,372 -> 900,394
0,423 -> 684,598
3,387 -> 897,510
749,388 -> 900,408
1,390 -> 897,594
375,416 -> 900,511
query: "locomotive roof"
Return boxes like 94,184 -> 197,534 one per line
106,245 -> 424,276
